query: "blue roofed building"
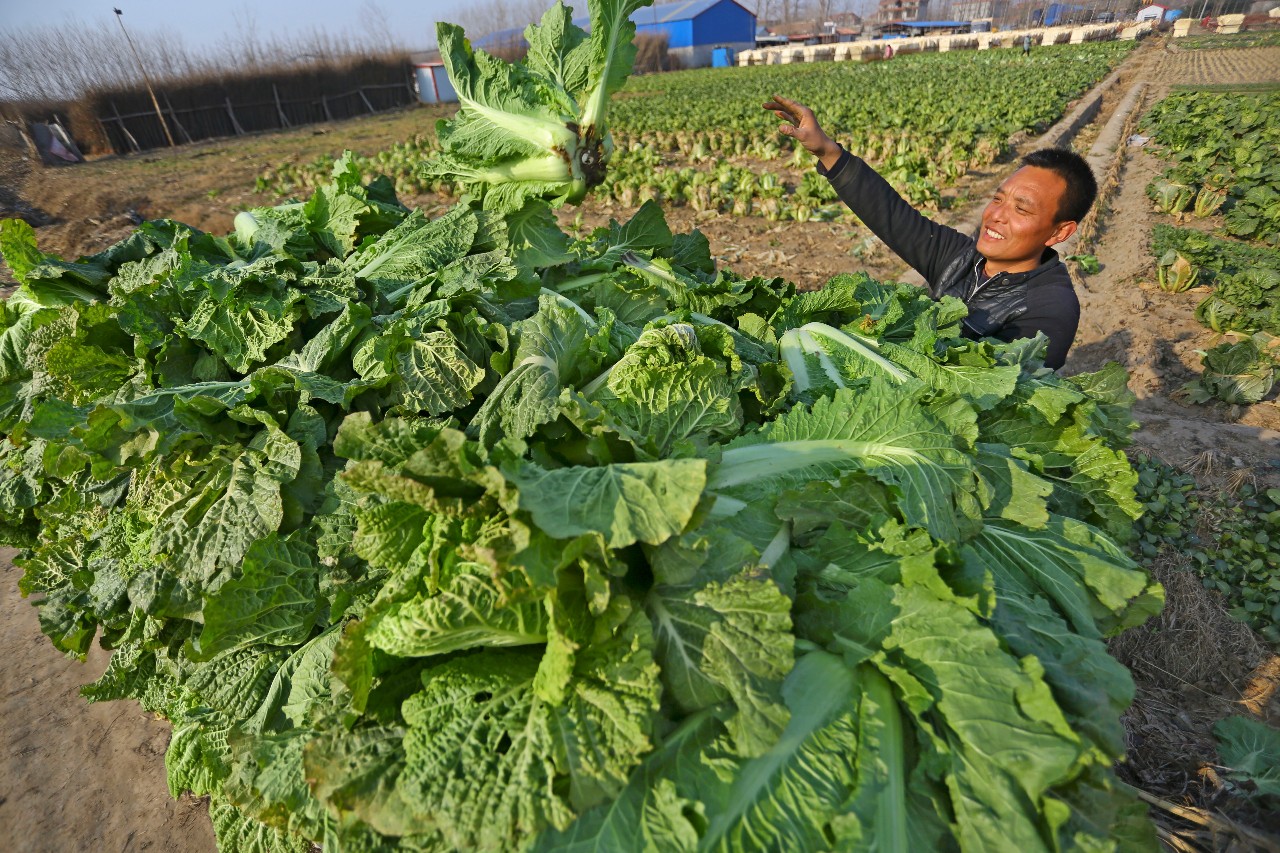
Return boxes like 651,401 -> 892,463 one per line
473,0 -> 756,69
632,0 -> 756,66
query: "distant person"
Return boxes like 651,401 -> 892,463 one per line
1023,33 -> 1033,56
763,94 -> 1097,370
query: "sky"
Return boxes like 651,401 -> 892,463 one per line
0,0 -> 474,53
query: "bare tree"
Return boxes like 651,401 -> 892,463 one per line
0,4 -> 431,106
229,4 -> 261,67
0,16 -> 203,102
359,0 -> 405,52
447,0 -> 549,38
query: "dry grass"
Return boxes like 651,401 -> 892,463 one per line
1073,80 -> 1148,253
1113,443 -> 1280,849
1137,788 -> 1280,853
1187,448 -> 1229,480
1111,553 -> 1267,760
1110,551 -> 1280,848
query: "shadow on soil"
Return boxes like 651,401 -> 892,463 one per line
1065,328 -> 1136,374
1068,326 -> 1213,402
0,185 -> 53,227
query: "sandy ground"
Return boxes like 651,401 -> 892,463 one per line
1,36 -> 1278,850
0,552 -> 217,852
1062,42 -> 1280,474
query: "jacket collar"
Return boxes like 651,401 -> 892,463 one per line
978,246 -> 1062,286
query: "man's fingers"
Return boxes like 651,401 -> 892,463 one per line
763,96 -> 801,123
772,94 -> 810,118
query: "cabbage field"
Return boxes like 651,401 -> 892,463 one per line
1138,87 -> 1280,409
2,2 -> 1280,851
258,41 -> 1135,217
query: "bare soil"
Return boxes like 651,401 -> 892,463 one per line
2,38 -> 1279,851
0,551 -> 217,852
1064,43 -> 1280,476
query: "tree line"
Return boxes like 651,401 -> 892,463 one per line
1,0 -> 878,105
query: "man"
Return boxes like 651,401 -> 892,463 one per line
763,94 -> 1097,370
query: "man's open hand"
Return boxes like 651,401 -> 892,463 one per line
762,94 -> 842,168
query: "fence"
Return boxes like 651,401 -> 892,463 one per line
96,80 -> 416,154
0,55 -> 420,156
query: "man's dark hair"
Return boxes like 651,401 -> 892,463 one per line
1021,148 -> 1097,223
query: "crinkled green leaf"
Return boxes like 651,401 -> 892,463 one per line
582,322 -> 744,457
699,650 -> 860,850
712,381 -> 976,542
963,518 -> 1164,637
150,432 -> 297,582
647,570 -> 793,757
470,292 -> 612,446
394,606 -> 660,849
511,457 -> 706,548
346,206 -> 479,305
366,561 -> 549,657
193,533 -> 322,659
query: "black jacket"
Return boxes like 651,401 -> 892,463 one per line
819,149 -> 1080,369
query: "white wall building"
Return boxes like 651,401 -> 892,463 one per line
1135,4 -> 1171,23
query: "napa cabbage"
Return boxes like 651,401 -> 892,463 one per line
426,0 -> 652,212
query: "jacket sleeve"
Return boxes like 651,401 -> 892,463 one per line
820,148 -> 974,285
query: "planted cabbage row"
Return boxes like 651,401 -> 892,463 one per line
1142,89 -> 1280,247
1141,89 -> 1280,405
1176,31 -> 1280,50
610,42 -> 1133,179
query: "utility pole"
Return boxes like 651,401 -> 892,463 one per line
113,7 -> 175,148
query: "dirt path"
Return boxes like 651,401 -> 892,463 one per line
1069,134 -> 1280,472
1063,42 -> 1280,479
0,551 -> 217,853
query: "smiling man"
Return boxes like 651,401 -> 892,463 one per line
764,94 -> 1097,370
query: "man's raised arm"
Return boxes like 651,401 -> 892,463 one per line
762,94 -> 972,285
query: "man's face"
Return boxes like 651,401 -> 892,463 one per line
976,166 -> 1073,267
